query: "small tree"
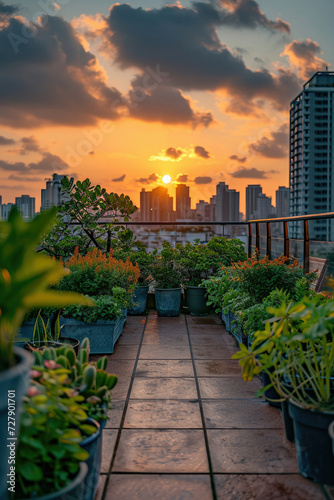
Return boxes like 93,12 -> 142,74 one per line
40,177 -> 137,258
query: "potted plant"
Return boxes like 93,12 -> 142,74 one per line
126,251 -> 155,315
179,238 -> 246,316
31,338 -> 118,499
14,360 -> 97,500
150,244 -> 184,317
60,290 -> 128,354
0,207 -> 93,500
26,311 -> 80,353
232,297 -> 334,485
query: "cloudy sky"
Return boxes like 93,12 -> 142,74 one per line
0,0 -> 333,213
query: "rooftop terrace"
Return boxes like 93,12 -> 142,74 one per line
92,312 -> 334,500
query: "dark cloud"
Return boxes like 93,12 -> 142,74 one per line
112,174 -> 126,182
0,15 -> 122,128
0,152 -> 68,174
0,1 -> 18,16
105,3 -> 298,109
137,173 -> 159,184
177,174 -> 188,183
194,176 -> 212,184
127,82 -> 214,127
218,0 -> 290,33
8,175 -> 42,182
230,167 -> 278,178
194,146 -> 210,159
230,155 -> 246,163
0,135 -> 15,145
166,147 -> 183,160
248,123 -> 288,158
20,136 -> 42,155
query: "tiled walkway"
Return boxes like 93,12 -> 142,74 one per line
93,312 -> 330,500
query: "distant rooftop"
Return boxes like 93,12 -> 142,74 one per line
304,71 -> 334,89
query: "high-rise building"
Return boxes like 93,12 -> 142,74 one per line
15,195 -> 35,220
253,193 -> 275,219
0,195 -> 2,207
290,72 -> 334,240
140,186 -> 174,221
41,173 -> 66,211
216,182 -> 240,222
1,203 -> 14,221
276,186 -> 290,218
176,184 -> 191,219
209,195 -> 216,221
216,182 -> 239,236
195,200 -> 209,221
246,185 -> 262,220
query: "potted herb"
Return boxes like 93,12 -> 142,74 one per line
0,207 -> 93,500
233,297 -> 334,485
150,244 -> 184,317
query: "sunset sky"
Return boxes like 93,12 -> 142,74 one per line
0,0 -> 333,213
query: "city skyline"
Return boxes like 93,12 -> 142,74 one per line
1,176 -> 289,222
0,1 -> 333,214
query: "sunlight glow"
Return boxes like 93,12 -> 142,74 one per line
162,174 -> 171,184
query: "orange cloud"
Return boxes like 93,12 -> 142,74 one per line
281,39 -> 330,80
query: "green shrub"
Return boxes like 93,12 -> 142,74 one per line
62,292 -> 126,323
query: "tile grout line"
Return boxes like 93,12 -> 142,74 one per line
101,315 -> 148,500
185,315 -> 217,500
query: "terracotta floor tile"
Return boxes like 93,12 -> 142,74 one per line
214,474 -> 324,500
130,377 -> 198,399
113,429 -> 209,473
199,377 -> 261,399
124,400 -> 202,428
104,474 -> 213,500
136,360 -> 194,378
208,429 -> 298,473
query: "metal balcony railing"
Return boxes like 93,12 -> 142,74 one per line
72,211 -> 334,274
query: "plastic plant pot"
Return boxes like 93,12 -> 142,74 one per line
289,401 -> 334,484
155,288 -> 182,317
185,286 -> 210,316
129,285 -> 149,315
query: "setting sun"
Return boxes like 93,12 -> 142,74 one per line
162,174 -> 171,184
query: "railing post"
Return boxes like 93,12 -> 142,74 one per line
304,219 -> 310,273
284,221 -> 290,260
266,222 -> 271,259
256,223 -> 260,257
174,224 -> 177,248
248,223 -> 252,258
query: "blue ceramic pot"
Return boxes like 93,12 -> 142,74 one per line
155,288 -> 182,317
129,285 -> 149,315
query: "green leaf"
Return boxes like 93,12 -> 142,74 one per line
20,462 -> 43,482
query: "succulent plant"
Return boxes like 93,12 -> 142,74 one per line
32,338 -> 117,423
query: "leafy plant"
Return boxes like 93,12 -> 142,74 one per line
232,296 -> 334,411
62,293 -> 125,323
202,272 -> 232,314
57,247 -> 140,297
229,254 -> 316,303
150,243 -> 185,289
31,310 -> 62,344
0,207 -> 94,370
14,365 -> 95,499
40,177 -> 137,257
